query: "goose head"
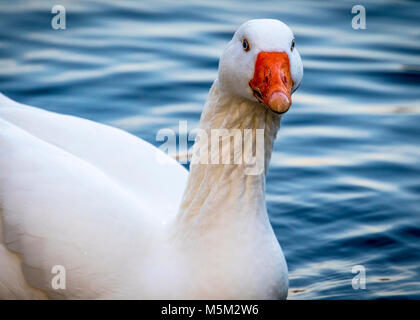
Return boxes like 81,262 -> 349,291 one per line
218,19 -> 303,114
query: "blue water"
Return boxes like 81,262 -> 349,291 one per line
1,0 -> 419,299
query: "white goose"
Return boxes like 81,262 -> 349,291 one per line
0,19 -> 303,299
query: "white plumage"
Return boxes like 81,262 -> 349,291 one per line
0,93 -> 188,299
0,19 -> 303,299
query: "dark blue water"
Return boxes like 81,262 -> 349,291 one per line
1,0 -> 419,299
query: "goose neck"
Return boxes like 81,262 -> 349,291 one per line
174,80 -> 281,233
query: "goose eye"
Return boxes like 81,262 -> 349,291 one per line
291,39 -> 295,51
242,39 -> 250,52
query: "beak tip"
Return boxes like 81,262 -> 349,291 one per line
267,91 -> 291,114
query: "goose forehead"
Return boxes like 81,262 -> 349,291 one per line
235,19 -> 294,45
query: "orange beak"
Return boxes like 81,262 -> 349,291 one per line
249,51 -> 293,114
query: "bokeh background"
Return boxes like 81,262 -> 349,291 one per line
0,0 -> 419,299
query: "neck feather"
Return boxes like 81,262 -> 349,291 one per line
174,80 -> 281,234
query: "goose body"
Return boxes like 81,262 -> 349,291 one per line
0,19 -> 303,299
